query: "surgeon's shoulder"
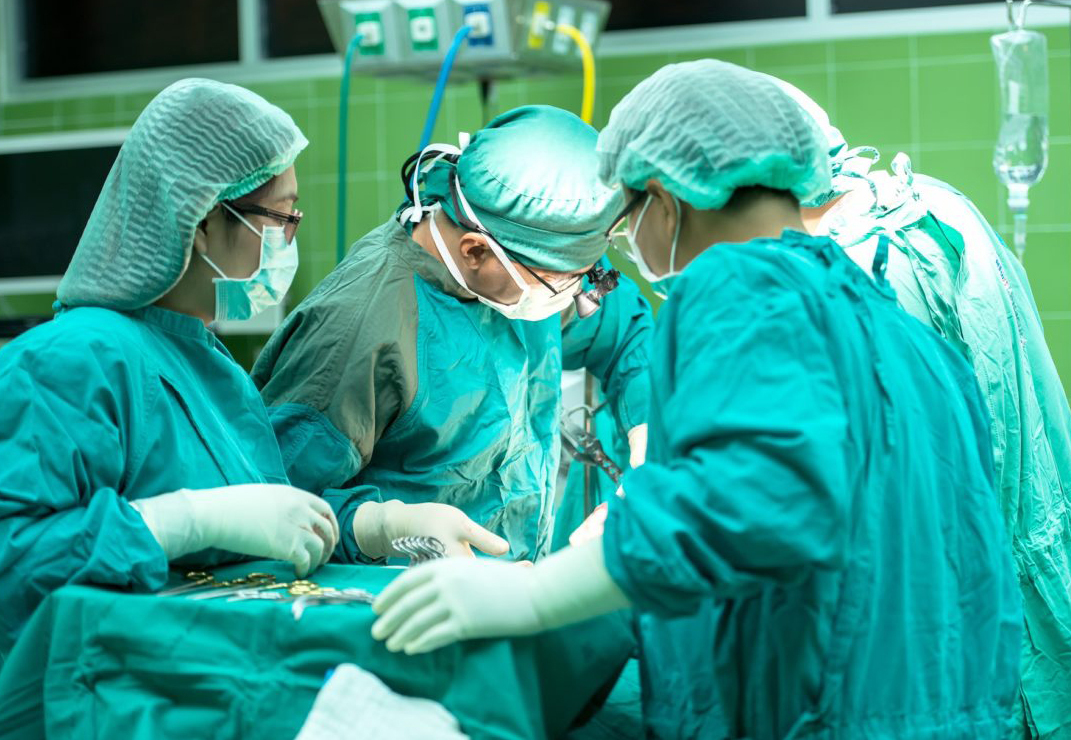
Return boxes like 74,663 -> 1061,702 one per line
0,307 -> 149,388
912,172 -> 966,200
253,219 -> 419,394
289,220 -> 418,325
672,231 -> 829,306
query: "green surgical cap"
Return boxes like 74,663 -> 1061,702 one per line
416,105 -> 621,273
58,78 -> 308,310
596,60 -> 831,210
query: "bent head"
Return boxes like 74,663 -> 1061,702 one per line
405,105 -> 619,319
57,78 -> 307,318
596,60 -> 830,289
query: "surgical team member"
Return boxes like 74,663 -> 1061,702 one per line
252,105 -> 652,563
0,79 -> 338,653
781,82 -> 1071,740
369,61 -> 1023,739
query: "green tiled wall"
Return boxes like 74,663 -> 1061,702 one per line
3,26 -> 1071,393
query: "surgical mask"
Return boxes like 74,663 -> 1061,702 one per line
627,194 -> 683,299
201,204 -> 298,322
427,207 -> 579,321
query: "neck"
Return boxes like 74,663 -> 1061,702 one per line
676,194 -> 810,269
410,212 -> 444,264
155,254 -> 215,326
800,192 -> 847,235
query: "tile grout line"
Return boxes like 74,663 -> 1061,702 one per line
908,35 -> 922,170
826,39 -> 836,122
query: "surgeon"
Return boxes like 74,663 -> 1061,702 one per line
0,79 -> 339,653
781,82 -> 1071,740
368,61 -> 1023,739
252,105 -> 652,563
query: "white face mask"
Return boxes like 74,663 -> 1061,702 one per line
200,204 -> 298,322
427,208 -> 579,321
626,193 -> 682,299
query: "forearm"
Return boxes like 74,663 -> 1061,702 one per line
528,538 -> 631,631
0,491 -> 169,644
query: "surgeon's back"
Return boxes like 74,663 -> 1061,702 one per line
813,240 -> 1020,737
614,230 -> 1022,739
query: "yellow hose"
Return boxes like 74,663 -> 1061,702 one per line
555,24 -> 595,125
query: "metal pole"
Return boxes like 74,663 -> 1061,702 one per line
583,372 -> 595,517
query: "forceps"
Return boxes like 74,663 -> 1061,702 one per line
157,571 -> 276,597
390,536 -> 446,564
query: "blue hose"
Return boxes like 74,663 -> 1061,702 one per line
417,25 -> 473,152
336,32 -> 363,264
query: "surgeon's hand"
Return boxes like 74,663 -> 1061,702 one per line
371,539 -> 630,655
569,502 -> 608,546
569,484 -> 626,546
352,500 -> 509,561
130,484 -> 340,577
371,557 -> 542,654
627,424 -> 648,468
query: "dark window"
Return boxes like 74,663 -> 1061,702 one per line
262,0 -> 336,57
20,0 -> 239,79
605,0 -> 806,31
0,145 -> 120,279
833,0 -> 1001,12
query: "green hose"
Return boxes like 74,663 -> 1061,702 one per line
336,32 -> 363,264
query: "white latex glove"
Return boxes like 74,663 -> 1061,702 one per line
130,484 -> 339,578
568,502 -> 608,546
569,485 -> 625,546
352,500 -> 509,560
370,538 -> 630,654
627,424 -> 648,468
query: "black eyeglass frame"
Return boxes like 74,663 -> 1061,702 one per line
224,201 -> 303,242
603,191 -> 647,256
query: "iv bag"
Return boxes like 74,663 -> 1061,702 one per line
992,29 -> 1049,193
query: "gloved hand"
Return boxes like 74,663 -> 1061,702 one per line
569,485 -> 625,546
627,424 -> 648,468
130,484 -> 340,578
371,538 -> 630,654
569,502 -> 608,546
352,500 -> 509,560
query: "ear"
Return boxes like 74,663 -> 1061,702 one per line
645,179 -> 679,242
456,232 -> 492,270
192,219 -> 210,256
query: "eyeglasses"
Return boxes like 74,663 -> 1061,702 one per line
604,191 -> 647,264
511,256 -> 586,296
224,202 -> 303,243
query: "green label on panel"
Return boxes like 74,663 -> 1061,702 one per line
408,8 -> 438,52
353,12 -> 386,56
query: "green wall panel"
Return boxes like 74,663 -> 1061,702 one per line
2,24 -> 1070,392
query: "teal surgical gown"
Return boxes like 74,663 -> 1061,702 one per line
0,306 -> 291,655
822,158 -> 1071,739
603,230 -> 1022,739
252,219 -> 652,563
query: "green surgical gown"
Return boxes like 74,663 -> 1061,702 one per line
252,219 -> 652,562
603,230 -> 1022,739
0,306 -> 291,656
823,162 -> 1071,739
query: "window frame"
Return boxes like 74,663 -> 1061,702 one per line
0,127 -> 129,296
1,0 -> 1068,103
